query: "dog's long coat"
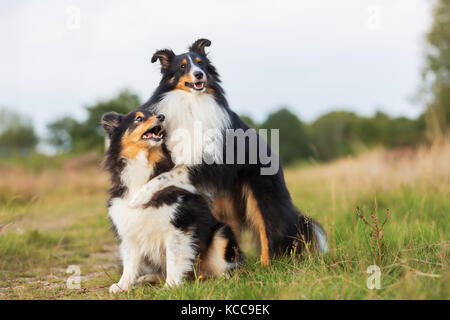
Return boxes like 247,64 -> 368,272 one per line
102,110 -> 241,292
138,39 -> 328,265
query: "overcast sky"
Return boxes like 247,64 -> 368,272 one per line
0,0 -> 433,137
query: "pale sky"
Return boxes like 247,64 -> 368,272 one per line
0,0 -> 433,137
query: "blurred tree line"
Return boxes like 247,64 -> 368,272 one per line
0,108 -> 38,156
242,108 -> 426,164
0,97 -> 429,165
46,90 -> 141,153
0,0 -> 448,164
44,95 -> 431,165
421,0 -> 450,141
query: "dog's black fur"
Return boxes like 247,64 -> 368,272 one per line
102,109 -> 243,288
141,39 -> 327,264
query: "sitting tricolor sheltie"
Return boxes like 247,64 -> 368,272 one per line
101,110 -> 242,293
136,39 -> 328,265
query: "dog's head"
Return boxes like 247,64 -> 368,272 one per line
151,39 -> 221,95
102,109 -> 166,160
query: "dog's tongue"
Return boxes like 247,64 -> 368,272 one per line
195,82 -> 203,89
143,132 -> 153,139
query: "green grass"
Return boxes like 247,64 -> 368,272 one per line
0,150 -> 448,299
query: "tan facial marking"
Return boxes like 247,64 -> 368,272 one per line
205,87 -> 214,95
134,111 -> 145,120
175,73 -> 194,92
120,115 -> 162,161
146,147 -> 164,166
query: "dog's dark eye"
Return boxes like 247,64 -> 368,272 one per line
180,64 -> 186,70
197,60 -> 203,66
135,116 -> 143,122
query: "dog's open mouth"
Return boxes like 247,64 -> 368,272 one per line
141,125 -> 164,141
186,81 -> 205,91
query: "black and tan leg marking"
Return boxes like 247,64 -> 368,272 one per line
199,225 -> 242,276
211,193 -> 242,242
242,185 -> 271,266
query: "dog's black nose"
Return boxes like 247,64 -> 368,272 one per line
157,114 -> 165,122
194,71 -> 204,80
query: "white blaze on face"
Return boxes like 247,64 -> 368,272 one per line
188,56 -> 205,91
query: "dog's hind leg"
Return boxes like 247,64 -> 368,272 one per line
242,180 -> 304,266
242,185 -> 271,266
211,193 -> 242,242
199,225 -> 243,276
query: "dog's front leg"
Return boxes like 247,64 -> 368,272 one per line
110,241 -> 141,294
165,232 -> 195,287
129,165 -> 192,208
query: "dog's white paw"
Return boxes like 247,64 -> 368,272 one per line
109,283 -> 125,294
129,185 -> 153,208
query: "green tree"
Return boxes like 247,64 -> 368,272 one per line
309,111 -> 360,161
0,108 -> 39,155
46,116 -> 79,153
422,0 -> 450,137
47,89 -> 141,153
261,108 -> 312,164
309,110 -> 425,161
378,116 -> 424,147
356,111 -> 423,148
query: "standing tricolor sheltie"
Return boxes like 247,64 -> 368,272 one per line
101,110 -> 242,292
136,39 -> 328,266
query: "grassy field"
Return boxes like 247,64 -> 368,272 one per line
0,141 -> 448,300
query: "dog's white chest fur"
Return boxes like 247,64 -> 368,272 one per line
154,91 -> 230,165
109,197 -> 176,266
108,152 -> 189,270
120,152 -> 153,195
107,153 -> 197,291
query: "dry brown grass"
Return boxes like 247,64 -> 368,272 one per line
0,153 -> 108,234
286,136 -> 450,210
0,159 -> 108,198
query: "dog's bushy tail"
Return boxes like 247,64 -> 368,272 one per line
296,215 -> 328,254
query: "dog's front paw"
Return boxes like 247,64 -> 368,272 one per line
129,185 -> 153,208
109,283 -> 126,294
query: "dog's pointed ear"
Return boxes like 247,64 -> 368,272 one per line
151,49 -> 175,73
189,39 -> 211,56
101,112 -> 123,136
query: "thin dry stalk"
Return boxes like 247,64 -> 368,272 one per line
356,207 -> 390,265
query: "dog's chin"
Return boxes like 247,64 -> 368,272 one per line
190,88 -> 205,94
142,134 -> 164,149
185,81 -> 206,93
146,139 -> 163,148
